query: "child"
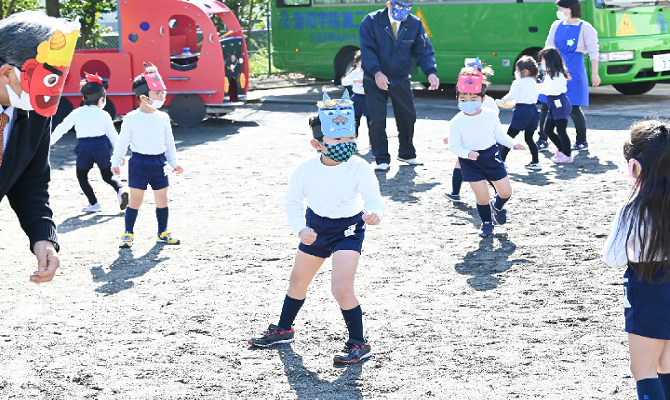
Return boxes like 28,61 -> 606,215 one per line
538,47 -> 573,164
50,72 -> 128,212
496,56 -> 542,170
111,63 -> 184,248
248,91 -> 385,364
341,51 -> 371,147
447,62 -> 526,237
444,59 -> 497,202
603,119 -> 670,400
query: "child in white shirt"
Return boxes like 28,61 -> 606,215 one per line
341,51 -> 370,146
51,73 -> 128,213
538,47 -> 573,164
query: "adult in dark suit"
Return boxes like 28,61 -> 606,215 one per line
359,0 -> 439,171
0,11 -> 79,283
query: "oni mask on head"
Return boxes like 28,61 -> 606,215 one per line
390,0 -> 413,21
17,21 -> 80,117
457,57 -> 485,94
316,90 -> 355,138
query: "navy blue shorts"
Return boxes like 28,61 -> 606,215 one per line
624,264 -> 670,340
128,152 -> 169,191
352,93 -> 370,117
299,208 -> 366,258
546,94 -> 572,121
459,145 -> 507,183
75,136 -> 113,170
510,103 -> 540,132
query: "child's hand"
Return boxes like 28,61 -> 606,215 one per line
120,157 -> 126,167
468,151 -> 479,160
513,143 -> 527,150
173,165 -> 184,174
299,228 -> 317,245
443,137 -> 449,145
111,167 -> 121,175
362,211 -> 381,225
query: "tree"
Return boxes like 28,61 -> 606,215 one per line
59,0 -> 116,48
1,0 -> 40,19
45,0 -> 60,18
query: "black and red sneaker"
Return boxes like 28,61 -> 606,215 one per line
333,339 -> 372,364
248,324 -> 295,347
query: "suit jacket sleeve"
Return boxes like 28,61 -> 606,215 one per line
411,22 -> 437,77
7,116 -> 59,253
359,14 -> 382,77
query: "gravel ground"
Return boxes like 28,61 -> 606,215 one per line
0,101 -> 639,399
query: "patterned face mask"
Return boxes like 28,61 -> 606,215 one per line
319,141 -> 357,163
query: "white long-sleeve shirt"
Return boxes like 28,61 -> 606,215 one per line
448,108 -> 515,159
502,77 -> 539,104
50,105 -> 118,146
111,109 -> 178,168
538,72 -> 568,96
482,96 -> 499,115
602,202 -> 666,268
341,68 -> 365,95
284,155 -> 385,235
546,20 -> 599,60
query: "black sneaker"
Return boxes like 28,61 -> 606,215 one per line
489,199 -> 507,225
572,141 -> 589,151
248,324 -> 295,347
536,140 -> 549,151
333,339 -> 372,364
444,192 -> 462,202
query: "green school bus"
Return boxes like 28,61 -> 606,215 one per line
271,0 -> 670,94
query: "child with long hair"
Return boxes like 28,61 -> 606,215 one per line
341,51 -> 371,146
538,47 -> 573,164
496,56 -> 542,170
603,119 -> 670,400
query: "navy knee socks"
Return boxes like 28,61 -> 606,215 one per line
637,378 -> 666,400
659,373 -> 670,398
476,203 -> 492,224
125,207 -> 139,234
493,195 -> 510,211
341,305 -> 365,342
156,207 -> 169,234
451,168 -> 463,195
278,295 -> 305,331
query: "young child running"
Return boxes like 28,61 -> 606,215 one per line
248,91 -> 385,364
538,47 -> 574,164
341,51 -> 371,148
448,62 -> 526,237
111,63 -> 184,248
50,72 -> 128,213
496,56 -> 542,170
444,59 -> 497,202
603,119 -> 670,400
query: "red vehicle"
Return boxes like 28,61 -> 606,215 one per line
55,0 -> 249,128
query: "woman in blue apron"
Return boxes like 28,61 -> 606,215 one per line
536,0 -> 600,152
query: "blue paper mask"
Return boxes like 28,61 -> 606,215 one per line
391,0 -> 413,22
317,91 -> 355,138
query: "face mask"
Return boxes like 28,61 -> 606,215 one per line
539,64 -> 546,74
628,159 -> 641,189
99,98 -> 107,109
458,101 -> 481,115
319,141 -> 357,163
5,66 -> 34,111
514,71 -> 521,80
557,10 -> 569,21
391,0 -> 413,21
145,97 -> 164,110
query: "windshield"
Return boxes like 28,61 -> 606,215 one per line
596,0 -> 670,9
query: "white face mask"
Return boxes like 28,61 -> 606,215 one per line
557,9 -> 569,21
99,98 -> 106,109
5,66 -> 34,111
514,71 -> 521,80
143,96 -> 164,110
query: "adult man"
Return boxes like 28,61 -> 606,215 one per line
0,11 -> 80,283
359,0 -> 439,171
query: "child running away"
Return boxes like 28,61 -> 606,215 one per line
249,91 -> 385,364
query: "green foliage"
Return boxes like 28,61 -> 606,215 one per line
1,0 -> 41,18
59,0 -> 116,48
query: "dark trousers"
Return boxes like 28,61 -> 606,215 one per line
538,103 -> 587,143
363,78 -> 417,164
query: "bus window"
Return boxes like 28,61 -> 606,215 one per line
316,0 -> 371,4
277,0 -> 311,7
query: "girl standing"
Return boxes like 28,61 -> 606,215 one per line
341,51 -> 371,146
538,47 -> 573,164
603,119 -> 670,400
496,56 -> 541,170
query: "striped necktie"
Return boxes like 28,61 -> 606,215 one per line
393,21 -> 398,39
0,113 -> 9,169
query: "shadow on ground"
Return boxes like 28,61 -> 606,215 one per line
376,166 -> 438,203
90,243 -> 167,295
58,212 -> 123,234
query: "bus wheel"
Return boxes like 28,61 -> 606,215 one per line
613,82 -> 657,95
334,48 -> 358,86
168,94 -> 206,128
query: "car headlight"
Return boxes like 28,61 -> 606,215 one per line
599,51 -> 635,62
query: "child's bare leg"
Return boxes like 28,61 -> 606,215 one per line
658,341 -> 670,395
153,187 -> 168,208
491,177 -> 513,200
469,180 -> 490,205
128,188 -> 145,210
331,249 -> 364,342
276,250 -> 326,330
629,334 -> 668,397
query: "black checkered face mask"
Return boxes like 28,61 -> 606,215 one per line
318,141 -> 357,163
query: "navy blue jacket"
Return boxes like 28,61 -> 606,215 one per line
359,9 -> 437,86
0,110 -> 59,252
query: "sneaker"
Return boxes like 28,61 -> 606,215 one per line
444,192 -> 462,202
117,188 -> 129,210
489,199 -> 507,225
550,151 -> 564,163
478,222 -> 494,238
536,140 -> 549,151
119,233 -> 134,248
157,229 -> 180,244
572,141 -> 588,151
397,157 -> 423,166
333,339 -> 372,364
374,163 -> 390,171
82,203 -> 101,213
552,153 -> 574,164
248,324 -> 295,347
525,162 -> 542,171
